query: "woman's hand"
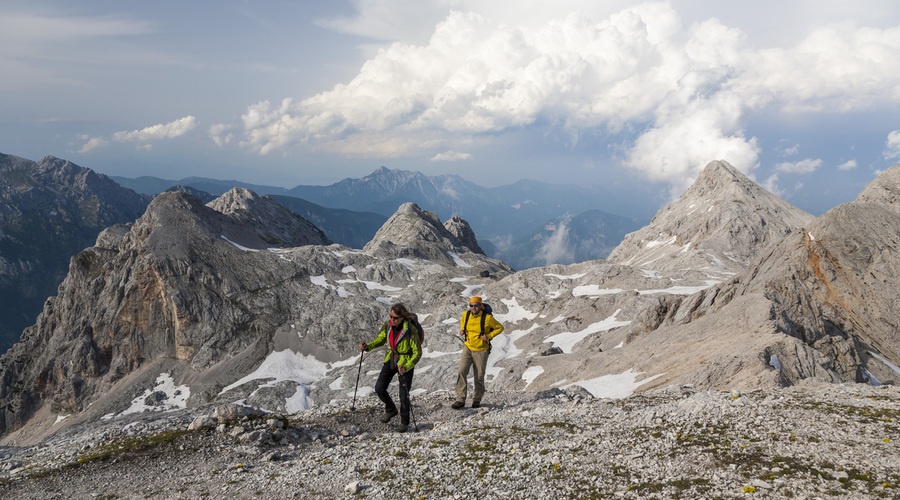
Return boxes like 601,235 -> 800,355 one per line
359,343 -> 368,351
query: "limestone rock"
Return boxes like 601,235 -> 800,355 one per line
608,160 -> 814,276
207,187 -> 329,247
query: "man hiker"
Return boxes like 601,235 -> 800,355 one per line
359,303 -> 422,432
452,296 -> 504,409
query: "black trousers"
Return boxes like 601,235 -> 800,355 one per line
374,361 -> 415,425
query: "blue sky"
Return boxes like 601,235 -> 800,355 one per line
2,0 -> 899,216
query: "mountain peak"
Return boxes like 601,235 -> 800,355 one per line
207,188 -> 330,248
685,159 -> 760,200
363,202 -> 486,264
854,164 -> 900,214
608,160 -> 814,274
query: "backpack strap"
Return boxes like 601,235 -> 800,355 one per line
464,310 -> 489,336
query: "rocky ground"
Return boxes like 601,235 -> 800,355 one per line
2,382 -> 900,499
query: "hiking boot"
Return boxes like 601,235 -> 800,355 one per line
450,401 -> 465,410
394,423 -> 408,433
381,408 -> 398,423
471,401 -> 481,408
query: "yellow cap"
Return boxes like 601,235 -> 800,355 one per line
469,296 -> 482,304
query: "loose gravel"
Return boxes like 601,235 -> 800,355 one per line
2,382 -> 900,499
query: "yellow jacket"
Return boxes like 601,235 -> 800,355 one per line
459,309 -> 504,351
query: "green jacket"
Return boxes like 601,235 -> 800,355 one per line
365,319 -> 422,371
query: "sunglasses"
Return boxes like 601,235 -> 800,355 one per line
468,304 -> 481,308
390,314 -> 401,319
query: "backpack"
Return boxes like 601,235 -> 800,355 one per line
411,314 -> 425,346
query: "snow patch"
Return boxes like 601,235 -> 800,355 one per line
221,235 -> 259,252
769,354 -> 782,371
120,373 -> 190,416
522,366 -> 544,387
645,235 -> 677,249
220,350 -> 329,412
572,285 -> 624,297
544,309 -> 630,353
446,251 -> 471,267
638,280 -> 719,296
567,369 -> 665,399
495,297 -> 538,324
869,351 -> 900,375
544,272 -> 586,280
395,258 -> 418,270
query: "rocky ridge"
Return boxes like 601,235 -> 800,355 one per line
608,160 -> 815,276
0,154 -> 149,353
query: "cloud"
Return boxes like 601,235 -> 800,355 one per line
78,136 -> 107,154
0,8 -> 155,90
431,150 -> 473,162
79,116 -> 198,152
762,173 -> 784,197
0,11 -> 153,45
886,130 -> 900,159
837,159 -> 857,170
235,2 -> 900,193
537,220 -> 574,266
775,158 -> 823,174
112,116 -> 198,142
209,123 -> 234,147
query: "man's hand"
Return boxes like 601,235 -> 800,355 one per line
398,366 -> 407,375
359,343 -> 368,351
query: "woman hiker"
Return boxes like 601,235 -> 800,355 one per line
359,303 -> 422,432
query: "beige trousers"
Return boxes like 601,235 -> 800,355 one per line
455,346 -> 490,403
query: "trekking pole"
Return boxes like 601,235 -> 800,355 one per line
401,375 -> 418,432
350,348 -> 364,411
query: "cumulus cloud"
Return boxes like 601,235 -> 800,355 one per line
886,130 -> 900,159
236,2 -> 900,192
78,136 -> 107,154
838,159 -> 858,170
78,116 -> 198,152
762,173 -> 784,197
112,116 -> 198,142
431,150 -> 473,162
209,123 -> 234,147
775,158 -> 823,174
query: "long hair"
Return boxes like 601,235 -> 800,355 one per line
391,303 -> 415,323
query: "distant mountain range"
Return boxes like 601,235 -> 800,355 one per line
112,167 -> 647,268
0,152 -> 645,355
